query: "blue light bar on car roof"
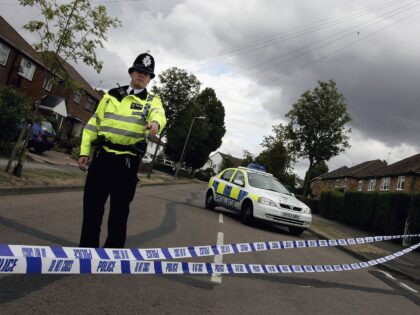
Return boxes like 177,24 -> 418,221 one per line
246,163 -> 266,172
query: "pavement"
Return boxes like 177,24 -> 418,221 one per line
310,214 -> 420,285
1,150 -> 420,285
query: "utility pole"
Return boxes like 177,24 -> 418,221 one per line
12,100 -> 40,177
5,120 -> 28,173
174,116 -> 205,180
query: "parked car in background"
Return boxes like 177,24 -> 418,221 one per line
28,120 -> 56,154
205,165 -> 312,235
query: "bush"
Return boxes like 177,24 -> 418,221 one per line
0,86 -> 31,155
319,191 -> 419,238
409,194 -> 420,235
71,146 -> 80,160
194,168 -> 216,182
371,193 -> 409,235
153,161 -> 175,175
320,191 -> 344,220
296,195 -> 320,214
358,193 -> 379,231
320,191 -> 332,218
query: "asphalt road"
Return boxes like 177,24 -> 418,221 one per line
0,183 -> 419,314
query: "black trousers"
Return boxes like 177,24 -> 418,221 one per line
79,149 -> 140,248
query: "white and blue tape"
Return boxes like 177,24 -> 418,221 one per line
1,233 -> 419,274
1,233 -> 419,261
1,241 -> 419,274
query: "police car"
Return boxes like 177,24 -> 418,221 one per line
205,165 -> 312,235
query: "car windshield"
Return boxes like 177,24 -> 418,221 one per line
247,172 -> 291,195
41,121 -> 54,133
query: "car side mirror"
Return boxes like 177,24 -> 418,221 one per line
233,179 -> 244,187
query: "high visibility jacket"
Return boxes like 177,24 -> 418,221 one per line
80,86 -> 166,156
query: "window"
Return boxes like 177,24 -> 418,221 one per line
43,77 -> 52,92
221,169 -> 234,181
247,171 -> 291,195
344,178 -> 348,188
380,177 -> 390,191
397,176 -> 405,190
18,57 -> 36,81
73,91 -> 82,104
357,180 -> 363,191
232,171 -> 245,186
0,42 -> 10,66
367,178 -> 376,191
85,97 -> 96,112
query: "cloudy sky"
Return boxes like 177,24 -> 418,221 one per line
2,0 -> 420,178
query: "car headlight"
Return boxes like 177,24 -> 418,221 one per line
258,197 -> 278,208
302,206 -> 311,214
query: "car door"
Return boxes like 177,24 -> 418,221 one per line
228,170 -> 248,211
214,169 -> 236,209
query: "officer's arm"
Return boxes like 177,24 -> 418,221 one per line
79,96 -> 108,156
147,96 -> 167,134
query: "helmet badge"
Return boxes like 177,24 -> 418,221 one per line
142,55 -> 152,67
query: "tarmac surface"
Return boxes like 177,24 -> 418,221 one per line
1,150 -> 419,285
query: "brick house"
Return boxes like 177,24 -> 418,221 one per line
311,154 -> 420,198
0,15 -> 100,139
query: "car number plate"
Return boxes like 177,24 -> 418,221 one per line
281,212 -> 300,220
47,136 -> 54,142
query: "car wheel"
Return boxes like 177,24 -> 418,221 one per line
240,201 -> 253,225
205,190 -> 215,210
288,227 -> 305,236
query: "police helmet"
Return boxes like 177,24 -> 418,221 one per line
128,52 -> 155,78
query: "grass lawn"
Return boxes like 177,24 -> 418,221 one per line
0,168 -> 86,188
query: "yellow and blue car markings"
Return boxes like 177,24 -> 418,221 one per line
210,179 -> 250,210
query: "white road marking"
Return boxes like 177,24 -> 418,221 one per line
378,270 -> 419,294
219,213 -> 224,224
379,270 -> 396,280
399,282 -> 419,293
211,232 -> 224,283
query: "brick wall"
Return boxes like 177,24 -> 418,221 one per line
4,53 -> 45,102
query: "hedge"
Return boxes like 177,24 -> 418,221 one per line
296,195 -> 320,214
318,191 -> 420,237
319,191 -> 344,220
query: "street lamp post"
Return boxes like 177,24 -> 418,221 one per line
174,116 -> 206,179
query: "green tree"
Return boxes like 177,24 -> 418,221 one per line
257,124 -> 296,187
220,154 -> 234,171
0,86 -> 31,155
20,0 -> 121,83
152,67 -> 201,134
148,67 -> 201,177
165,88 -> 226,172
240,150 -> 255,166
304,161 -> 329,196
284,80 -> 351,195
11,0 -> 120,176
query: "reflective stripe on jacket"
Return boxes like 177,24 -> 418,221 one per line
80,91 -> 166,156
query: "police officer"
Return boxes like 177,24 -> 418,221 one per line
78,52 -> 166,248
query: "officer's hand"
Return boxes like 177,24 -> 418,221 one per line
146,121 -> 159,136
78,156 -> 89,172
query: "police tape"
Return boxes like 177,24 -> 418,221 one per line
1,241 -> 419,274
1,233 -> 419,261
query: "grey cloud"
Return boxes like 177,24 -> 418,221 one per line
2,0 -> 420,175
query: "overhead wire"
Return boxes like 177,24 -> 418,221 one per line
95,0 -> 414,85
257,7 -> 420,87
388,96 -> 420,147
230,0 -> 420,80
183,0 -> 409,70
